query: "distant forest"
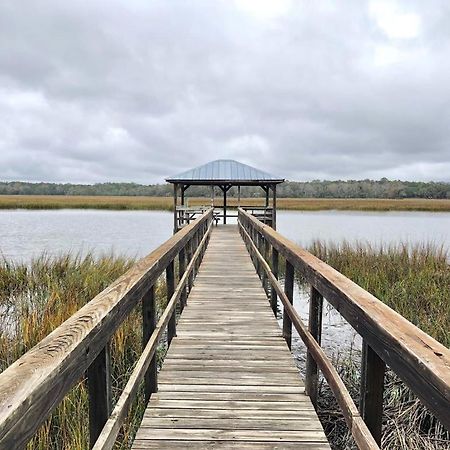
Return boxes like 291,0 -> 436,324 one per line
1,179 -> 449,199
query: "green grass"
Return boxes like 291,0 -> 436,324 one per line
1,195 -> 450,212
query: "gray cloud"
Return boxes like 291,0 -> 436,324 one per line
1,0 -> 449,183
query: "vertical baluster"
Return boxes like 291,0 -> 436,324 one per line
166,260 -> 176,345
179,248 -> 187,309
305,286 -> 323,408
282,261 -> 294,349
87,345 -> 112,448
270,247 -> 279,316
360,341 -> 385,445
142,285 -> 157,401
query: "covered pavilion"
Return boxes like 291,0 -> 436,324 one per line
166,159 -> 284,232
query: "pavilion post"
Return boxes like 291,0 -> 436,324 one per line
173,183 -> 178,234
272,184 -> 277,230
223,186 -> 227,224
265,185 -> 269,207
181,185 -> 186,206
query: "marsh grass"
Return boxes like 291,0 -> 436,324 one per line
1,195 -> 450,212
306,241 -> 450,449
1,241 -> 449,449
0,253 -> 170,450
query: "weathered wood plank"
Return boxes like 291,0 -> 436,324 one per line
0,210 -> 213,449
239,208 -> 450,433
133,226 -> 329,449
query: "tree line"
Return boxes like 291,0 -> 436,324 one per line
0,179 -> 449,199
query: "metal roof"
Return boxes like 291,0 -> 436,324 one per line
166,159 -> 284,185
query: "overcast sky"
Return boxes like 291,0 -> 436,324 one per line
1,0 -> 449,184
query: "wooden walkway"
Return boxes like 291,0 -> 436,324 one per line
133,225 -> 329,449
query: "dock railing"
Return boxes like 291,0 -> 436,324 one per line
238,207 -> 450,450
0,209 -> 214,450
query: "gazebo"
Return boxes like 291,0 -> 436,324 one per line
166,159 -> 284,233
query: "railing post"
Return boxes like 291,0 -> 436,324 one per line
142,285 -> 157,401
270,247 -> 278,316
255,232 -> 261,279
166,260 -> 176,345
305,286 -> 323,408
187,237 -> 193,292
179,248 -> 187,309
263,237 -> 270,296
360,341 -> 385,445
282,260 -> 294,350
87,345 -> 112,448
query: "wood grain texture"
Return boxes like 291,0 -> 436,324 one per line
239,217 -> 379,450
92,221 -> 213,450
238,207 -> 450,433
132,226 -> 329,449
0,210 -> 213,449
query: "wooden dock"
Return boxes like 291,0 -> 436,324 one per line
2,207 -> 449,450
132,226 -> 330,449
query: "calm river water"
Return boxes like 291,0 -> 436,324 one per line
1,209 -> 449,363
1,209 -> 449,262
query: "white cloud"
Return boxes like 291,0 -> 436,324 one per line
369,0 -> 421,39
0,0 -> 449,183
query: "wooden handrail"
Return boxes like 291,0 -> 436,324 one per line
92,220 -> 213,449
238,208 -> 450,442
0,209 -> 213,449
239,221 -> 379,450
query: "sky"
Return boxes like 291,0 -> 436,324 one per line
1,0 -> 449,184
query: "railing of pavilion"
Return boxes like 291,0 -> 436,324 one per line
0,209 -> 214,450
238,207 -> 450,450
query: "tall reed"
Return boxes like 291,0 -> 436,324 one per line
307,241 -> 450,449
0,253 -> 165,449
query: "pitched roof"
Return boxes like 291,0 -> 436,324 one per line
166,159 -> 284,185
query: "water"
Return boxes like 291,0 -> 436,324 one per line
1,208 -> 448,362
0,209 -> 173,262
1,209 -> 449,262
278,210 -> 450,249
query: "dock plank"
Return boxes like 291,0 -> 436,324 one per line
132,225 -> 330,449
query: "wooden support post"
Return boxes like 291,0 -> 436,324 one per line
283,261 -> 294,350
142,285 -> 157,402
181,185 -> 186,206
187,238 -> 193,292
87,345 -> 112,448
305,286 -> 323,408
179,248 -> 187,309
360,341 -> 385,445
272,184 -> 277,230
270,247 -> 279,316
255,232 -> 261,279
173,183 -> 178,234
223,185 -> 227,224
166,260 -> 176,345
265,185 -> 269,207
261,237 -> 269,295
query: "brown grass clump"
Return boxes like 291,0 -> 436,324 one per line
0,253 -> 169,449
307,241 -> 450,449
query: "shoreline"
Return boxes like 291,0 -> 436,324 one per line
0,195 -> 450,212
